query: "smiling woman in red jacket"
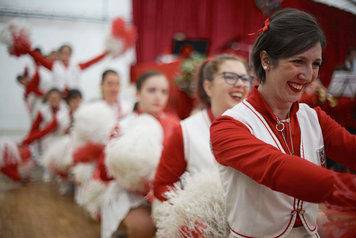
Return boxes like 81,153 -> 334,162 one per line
210,9 -> 356,238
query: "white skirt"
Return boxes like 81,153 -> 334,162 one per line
101,181 -> 147,238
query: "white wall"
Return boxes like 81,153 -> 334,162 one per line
0,0 -> 135,140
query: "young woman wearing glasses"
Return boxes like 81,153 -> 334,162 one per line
152,54 -> 251,236
153,54 -> 250,201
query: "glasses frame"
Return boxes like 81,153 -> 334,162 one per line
218,72 -> 253,85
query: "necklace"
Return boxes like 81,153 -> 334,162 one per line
275,112 -> 294,155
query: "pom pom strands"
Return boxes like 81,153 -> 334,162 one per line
105,114 -> 163,193
105,17 -> 136,57
41,135 -> 73,175
71,101 -> 116,147
0,20 -> 31,56
0,137 -> 21,168
319,173 -> 356,238
153,169 -> 230,238
79,179 -> 107,221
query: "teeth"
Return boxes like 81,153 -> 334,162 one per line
231,93 -> 242,98
289,83 -> 303,90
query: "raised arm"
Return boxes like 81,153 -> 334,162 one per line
28,50 -> 54,70
78,51 -> 109,70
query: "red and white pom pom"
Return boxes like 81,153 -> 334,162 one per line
153,169 -> 230,238
319,172 -> 356,238
0,137 -> 21,168
0,139 -> 33,181
105,114 -> 163,193
105,17 -> 136,58
18,155 -> 36,180
0,19 -> 31,57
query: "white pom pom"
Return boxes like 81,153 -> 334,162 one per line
71,162 -> 96,186
0,137 -> 21,168
105,35 -> 124,58
153,169 -> 229,238
105,114 -> 163,192
72,102 -> 116,146
80,179 -> 107,220
41,135 -> 73,173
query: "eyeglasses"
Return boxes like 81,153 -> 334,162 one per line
219,72 -> 253,85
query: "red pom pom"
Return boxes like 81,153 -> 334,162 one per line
319,172 -> 356,238
10,28 -> 31,56
111,18 -> 126,38
106,17 -> 137,57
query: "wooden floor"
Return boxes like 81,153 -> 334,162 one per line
0,175 -> 100,238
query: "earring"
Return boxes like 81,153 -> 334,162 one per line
263,65 -> 267,70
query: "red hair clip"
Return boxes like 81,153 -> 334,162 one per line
248,18 -> 271,36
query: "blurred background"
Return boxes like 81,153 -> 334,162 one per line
0,0 -> 134,140
0,0 -> 355,140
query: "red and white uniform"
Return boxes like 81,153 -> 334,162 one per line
70,99 -> 128,170
105,98 -> 133,120
153,109 -> 216,201
22,102 -> 70,157
63,101 -> 117,218
21,62 -> 53,120
210,87 -> 356,237
51,61 -> 81,91
100,111 -> 179,238
29,50 -> 108,94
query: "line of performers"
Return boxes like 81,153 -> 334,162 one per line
1,9 -> 356,238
